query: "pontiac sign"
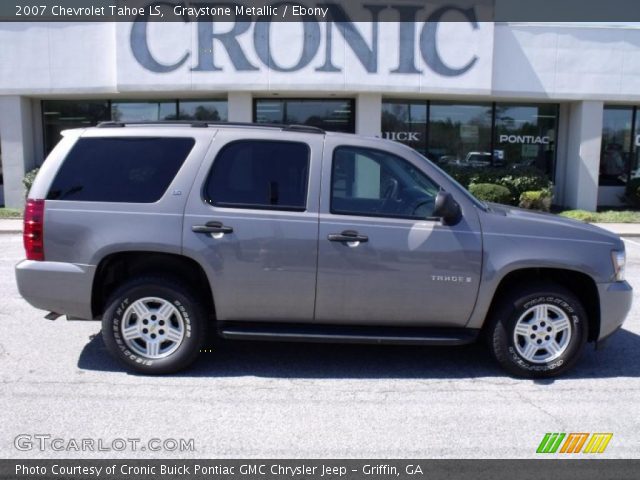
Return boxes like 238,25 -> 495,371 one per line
129,3 -> 489,80
499,135 -> 550,145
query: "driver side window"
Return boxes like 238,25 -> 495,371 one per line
331,146 -> 439,219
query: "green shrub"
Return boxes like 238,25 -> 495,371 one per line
443,165 -> 476,189
519,189 -> 553,212
560,210 -> 640,223
0,208 -> 23,219
496,174 -> 552,204
443,165 -> 552,205
559,210 -> 599,222
469,183 -> 512,204
22,168 -> 39,196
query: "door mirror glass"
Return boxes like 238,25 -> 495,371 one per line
433,191 -> 462,225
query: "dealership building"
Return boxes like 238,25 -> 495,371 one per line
1,10 -> 640,210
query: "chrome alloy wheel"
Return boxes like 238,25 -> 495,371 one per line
120,297 -> 185,359
513,304 -> 572,364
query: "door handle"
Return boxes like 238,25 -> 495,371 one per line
327,230 -> 369,244
192,221 -> 234,235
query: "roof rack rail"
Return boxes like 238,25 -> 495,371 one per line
96,121 -> 325,134
97,121 -> 125,128
282,124 -> 325,134
97,120 -> 208,128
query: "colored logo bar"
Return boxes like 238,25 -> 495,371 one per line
537,433 -> 612,454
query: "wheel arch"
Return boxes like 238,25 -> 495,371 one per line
91,251 -> 215,320
484,267 -> 600,342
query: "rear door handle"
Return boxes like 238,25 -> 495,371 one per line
192,221 -> 234,235
327,230 -> 369,244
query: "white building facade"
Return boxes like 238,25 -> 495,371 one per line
1,14 -> 640,209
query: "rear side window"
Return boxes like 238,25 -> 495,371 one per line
47,137 -> 195,202
204,140 -> 309,211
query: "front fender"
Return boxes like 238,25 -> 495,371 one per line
466,226 -> 616,330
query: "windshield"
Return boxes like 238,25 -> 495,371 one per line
410,149 -> 488,211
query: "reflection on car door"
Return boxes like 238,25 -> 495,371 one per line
315,141 -> 483,327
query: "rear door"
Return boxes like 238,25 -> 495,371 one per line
183,129 -> 323,323
315,137 -> 483,327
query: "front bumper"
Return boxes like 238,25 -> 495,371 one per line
597,281 -> 633,340
15,260 -> 96,320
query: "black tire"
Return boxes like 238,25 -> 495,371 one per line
486,283 -> 588,378
102,276 -> 206,374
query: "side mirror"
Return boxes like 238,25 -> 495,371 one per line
433,191 -> 462,225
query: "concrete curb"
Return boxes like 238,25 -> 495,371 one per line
611,233 -> 640,238
592,223 -> 640,238
0,219 -> 22,234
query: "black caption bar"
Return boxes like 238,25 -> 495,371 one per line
1,460 -> 640,480
1,0 -> 640,22
5,0 -> 493,23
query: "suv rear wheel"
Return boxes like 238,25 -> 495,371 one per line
102,277 -> 206,374
487,283 -> 588,378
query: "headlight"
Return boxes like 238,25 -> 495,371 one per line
611,250 -> 626,282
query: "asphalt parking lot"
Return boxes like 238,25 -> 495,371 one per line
0,232 -> 639,459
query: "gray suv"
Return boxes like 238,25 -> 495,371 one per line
16,122 -> 632,378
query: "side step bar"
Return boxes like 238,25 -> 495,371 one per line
219,322 -> 479,346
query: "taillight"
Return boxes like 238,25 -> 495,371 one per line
24,199 -> 45,261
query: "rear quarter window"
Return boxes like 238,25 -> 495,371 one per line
47,137 -> 195,203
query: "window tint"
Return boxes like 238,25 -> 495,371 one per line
494,103 -> 558,177
429,102 -> 493,167
205,141 -> 309,210
379,99 -> 559,180
331,146 -> 439,219
111,101 -> 177,122
178,100 -> 227,121
42,100 -> 110,155
254,99 -> 355,133
47,137 -> 194,202
381,100 -> 427,155
41,99 -> 228,156
599,106 -> 634,186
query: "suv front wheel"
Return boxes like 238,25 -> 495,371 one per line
102,277 -> 206,374
487,283 -> 588,378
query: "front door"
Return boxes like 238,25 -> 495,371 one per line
315,142 -> 482,327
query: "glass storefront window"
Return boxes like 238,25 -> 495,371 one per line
254,99 -> 355,133
43,100 -> 111,155
178,100 -> 227,121
381,101 -> 427,155
633,109 -> 640,182
494,103 -> 558,176
42,99 -> 229,155
600,106 -> 634,186
380,100 -> 559,179
111,101 -> 177,122
428,102 -> 493,167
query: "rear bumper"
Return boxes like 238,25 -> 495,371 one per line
597,281 -> 633,340
15,260 -> 96,320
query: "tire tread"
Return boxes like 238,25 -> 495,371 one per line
101,275 -> 207,374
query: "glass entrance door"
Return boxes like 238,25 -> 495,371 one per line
598,106 -> 636,207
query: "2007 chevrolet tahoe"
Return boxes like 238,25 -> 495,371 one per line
15,122 -> 633,377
